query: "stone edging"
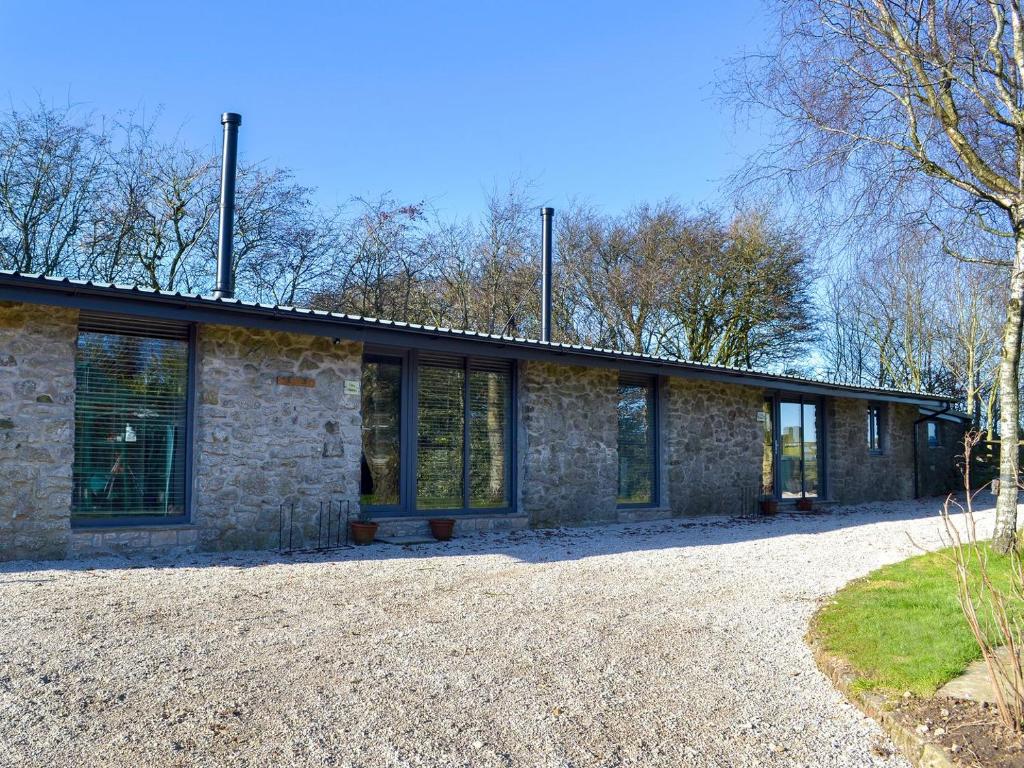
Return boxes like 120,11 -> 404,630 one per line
808,633 -> 957,768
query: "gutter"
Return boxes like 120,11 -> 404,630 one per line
913,404 -> 952,499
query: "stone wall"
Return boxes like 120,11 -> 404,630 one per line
0,302 -> 77,561
663,378 -> 764,516
916,418 -> 967,498
518,361 -> 619,526
0,296 -> 965,561
827,399 -> 916,504
193,325 -> 363,551
70,525 -> 199,558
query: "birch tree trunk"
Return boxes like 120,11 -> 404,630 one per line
993,231 -> 1024,553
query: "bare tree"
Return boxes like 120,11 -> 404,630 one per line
820,224 -> 1004,434
0,103 -> 106,276
558,203 -> 676,354
239,205 -> 344,306
943,260 -> 1004,428
665,209 -> 816,368
734,0 -> 1024,552
558,203 -> 815,366
469,183 -> 540,336
87,117 -> 219,291
822,230 -> 946,391
311,196 -> 429,319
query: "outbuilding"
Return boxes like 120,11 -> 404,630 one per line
0,270 -> 965,561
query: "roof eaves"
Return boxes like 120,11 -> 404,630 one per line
0,269 -> 959,405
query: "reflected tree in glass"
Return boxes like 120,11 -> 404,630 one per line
761,399 -> 774,496
469,370 -> 510,508
617,381 -> 654,504
360,360 -> 402,506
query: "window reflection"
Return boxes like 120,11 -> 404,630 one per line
617,378 -> 655,505
360,359 -> 402,507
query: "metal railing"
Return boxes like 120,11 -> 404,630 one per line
277,499 -> 353,553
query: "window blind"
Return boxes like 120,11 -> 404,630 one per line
469,357 -> 513,373
78,312 -> 191,341
617,376 -> 654,505
73,324 -> 190,520
414,357 -> 513,512
416,364 -> 465,509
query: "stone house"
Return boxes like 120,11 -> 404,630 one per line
0,270 -> 967,561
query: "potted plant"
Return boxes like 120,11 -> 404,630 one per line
759,494 -> 778,515
796,497 -> 814,512
350,510 -> 379,545
428,518 -> 456,541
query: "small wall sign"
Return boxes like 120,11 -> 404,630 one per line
276,375 -> 316,388
344,379 -> 360,396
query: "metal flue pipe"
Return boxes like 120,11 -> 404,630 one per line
540,207 -> 554,342
213,112 -> 242,300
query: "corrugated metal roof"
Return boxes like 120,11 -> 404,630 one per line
0,269 -> 962,408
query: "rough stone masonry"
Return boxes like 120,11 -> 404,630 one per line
0,302 -> 77,560
192,325 -> 363,552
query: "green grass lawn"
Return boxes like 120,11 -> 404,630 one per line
812,544 -> 1016,696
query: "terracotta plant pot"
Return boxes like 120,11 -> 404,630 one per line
350,521 -> 379,545
796,498 -> 814,512
759,499 -> 778,515
428,518 -> 456,541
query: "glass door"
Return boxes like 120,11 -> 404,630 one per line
802,402 -> 819,497
776,398 -> 820,499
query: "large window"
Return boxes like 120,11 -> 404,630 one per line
360,351 -> 513,515
72,318 -> 191,522
617,375 -> 657,506
416,355 -> 512,511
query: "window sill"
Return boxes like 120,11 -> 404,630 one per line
367,510 -> 518,521
71,517 -> 192,530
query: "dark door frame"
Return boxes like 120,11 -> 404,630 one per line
764,393 -> 828,500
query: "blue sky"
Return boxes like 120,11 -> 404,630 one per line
0,1 -> 771,219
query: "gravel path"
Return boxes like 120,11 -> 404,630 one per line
0,498 -> 991,767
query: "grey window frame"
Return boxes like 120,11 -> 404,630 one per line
867,403 -> 885,455
359,352 -> 406,514
926,420 -> 942,448
616,373 -> 660,509
360,346 -> 517,518
71,316 -> 196,529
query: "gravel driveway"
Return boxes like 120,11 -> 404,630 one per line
0,498 -> 988,767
